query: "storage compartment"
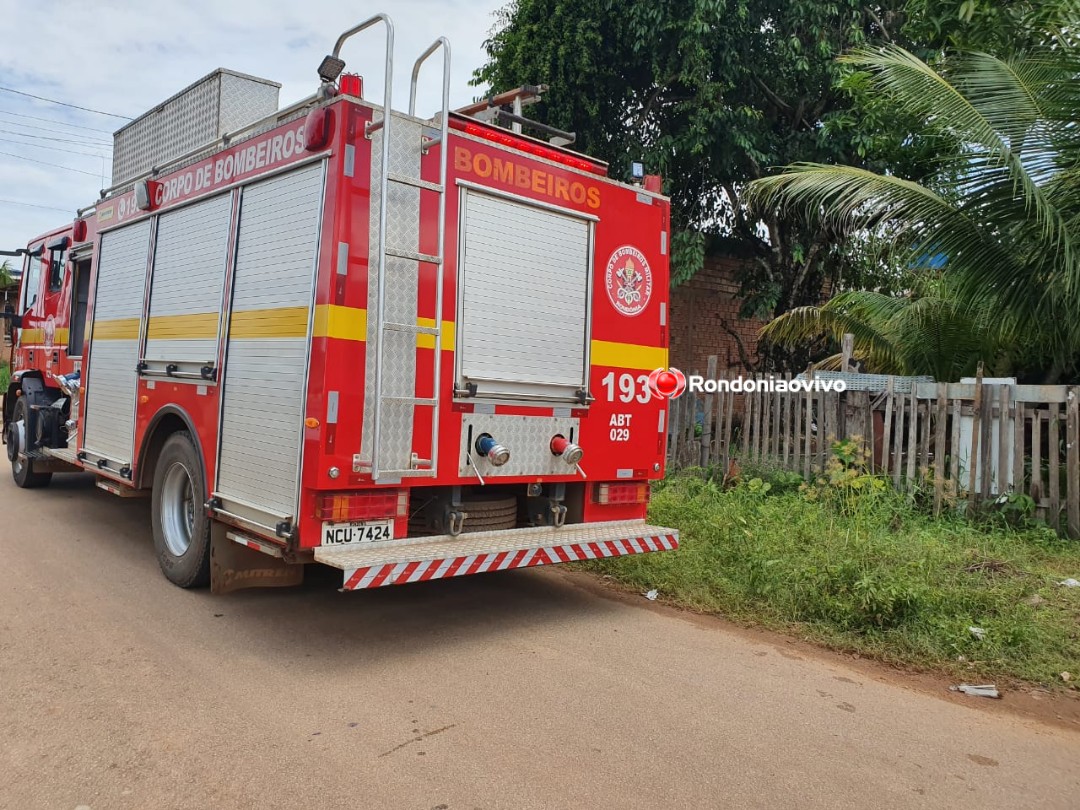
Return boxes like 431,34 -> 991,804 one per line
111,69 -> 280,186
455,188 -> 594,402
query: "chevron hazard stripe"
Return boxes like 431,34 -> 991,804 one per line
340,533 -> 678,591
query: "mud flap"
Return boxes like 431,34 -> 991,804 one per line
210,523 -> 304,594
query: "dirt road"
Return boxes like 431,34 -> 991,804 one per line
1,474 -> 1078,809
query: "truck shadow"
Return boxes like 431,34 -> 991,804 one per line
39,474 -> 624,670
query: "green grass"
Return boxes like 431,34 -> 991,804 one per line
0,361 -> 8,392
584,471 -> 1080,687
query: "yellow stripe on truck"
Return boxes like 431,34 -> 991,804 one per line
313,304 -> 367,342
147,312 -> 219,340
591,339 -> 668,371
416,318 -> 455,350
229,307 -> 310,339
92,318 -> 141,341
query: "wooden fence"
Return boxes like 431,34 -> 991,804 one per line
666,360 -> 1080,537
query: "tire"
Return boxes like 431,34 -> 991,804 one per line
461,495 -> 518,532
7,398 -> 52,489
151,432 -> 211,588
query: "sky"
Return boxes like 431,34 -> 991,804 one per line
0,0 -> 507,258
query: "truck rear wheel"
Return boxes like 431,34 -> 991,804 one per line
151,431 -> 211,588
7,398 -> 52,489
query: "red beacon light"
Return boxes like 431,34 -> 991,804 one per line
338,73 -> 363,97
550,434 -> 584,466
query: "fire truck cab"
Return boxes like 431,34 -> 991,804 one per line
2,15 -> 678,593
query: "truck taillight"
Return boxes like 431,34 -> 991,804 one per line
315,490 -> 407,521
594,482 -> 650,505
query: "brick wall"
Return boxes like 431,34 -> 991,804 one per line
669,255 -> 766,375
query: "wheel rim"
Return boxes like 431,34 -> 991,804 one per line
161,461 -> 196,557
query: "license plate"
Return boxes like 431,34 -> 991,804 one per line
321,520 -> 394,546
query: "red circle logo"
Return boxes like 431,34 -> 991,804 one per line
648,367 -> 686,399
605,245 -> 652,317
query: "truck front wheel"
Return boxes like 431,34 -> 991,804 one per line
151,431 -> 211,588
7,398 -> 52,489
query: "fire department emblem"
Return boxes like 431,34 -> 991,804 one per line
605,245 -> 652,317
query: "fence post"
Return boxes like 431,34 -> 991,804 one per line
700,355 -> 718,468
934,382 -> 947,515
841,333 -> 854,372
906,388 -> 918,487
755,379 -> 765,461
802,385 -> 813,480
979,384 -> 994,501
669,385 -> 683,467
1013,398 -> 1026,497
1048,400 -> 1060,532
1030,407 -> 1042,505
950,395 -> 962,507
724,369 -> 735,474
782,374 -> 793,469
892,384 -> 905,490
997,385 -> 1010,499
967,363 -> 984,514
881,377 -> 895,479
1068,387 -> 1079,538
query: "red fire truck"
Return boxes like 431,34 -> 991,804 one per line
1,15 -> 677,593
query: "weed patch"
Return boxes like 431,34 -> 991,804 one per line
585,449 -> 1080,687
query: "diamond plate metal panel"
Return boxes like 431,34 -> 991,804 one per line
362,112 -> 429,474
112,69 -> 280,186
459,414 -> 581,478
314,519 -> 673,569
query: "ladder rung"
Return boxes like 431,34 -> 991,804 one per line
383,322 -> 439,335
381,396 -> 437,406
387,172 -> 444,193
385,248 -> 442,265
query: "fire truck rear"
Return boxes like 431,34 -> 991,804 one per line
1,15 -> 678,593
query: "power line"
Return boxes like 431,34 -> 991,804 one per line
0,136 -> 112,159
0,86 -> 132,120
0,128 -> 112,150
0,120 -> 112,145
0,150 -> 101,177
0,108 -> 115,135
0,198 -> 72,213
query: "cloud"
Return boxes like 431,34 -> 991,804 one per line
0,0 -> 506,250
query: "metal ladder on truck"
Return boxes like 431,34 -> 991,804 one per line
335,15 -> 451,481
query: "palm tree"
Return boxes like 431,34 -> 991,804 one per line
748,7 -> 1080,382
760,274 -> 1006,380
0,260 -> 13,289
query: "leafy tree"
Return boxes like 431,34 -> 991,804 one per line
750,6 -> 1080,382
0,260 -> 13,289
474,0 -> 917,345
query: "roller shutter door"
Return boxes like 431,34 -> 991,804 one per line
144,192 -> 231,369
215,163 -> 325,524
81,219 -> 152,465
457,190 -> 591,401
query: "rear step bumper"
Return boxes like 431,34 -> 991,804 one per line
313,519 -> 679,591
